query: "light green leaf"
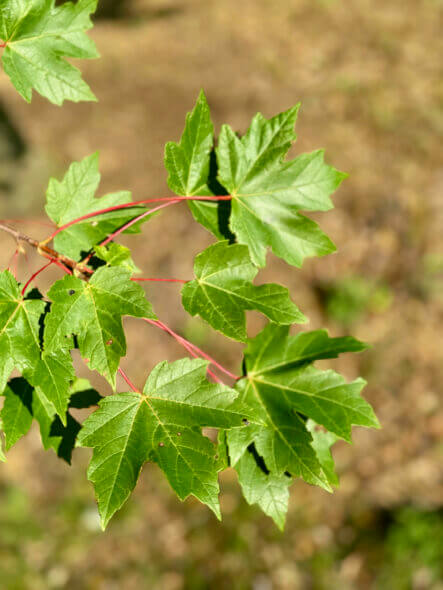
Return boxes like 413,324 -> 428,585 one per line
252,365 -> 378,442
242,324 -> 378,443
45,153 -> 148,260
0,0 -> 98,104
235,448 -> 291,531
43,266 -> 156,386
307,419 -> 339,487
217,106 -> 344,267
182,241 -> 306,341
78,358 -> 257,528
94,243 -> 141,274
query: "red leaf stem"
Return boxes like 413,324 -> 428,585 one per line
21,260 -> 54,295
143,318 -> 238,382
44,195 -> 231,243
118,367 -> 139,393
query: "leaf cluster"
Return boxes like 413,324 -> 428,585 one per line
0,0 -> 379,531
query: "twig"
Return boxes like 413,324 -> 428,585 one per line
0,222 -> 91,276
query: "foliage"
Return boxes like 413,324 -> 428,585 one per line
0,0 -> 379,530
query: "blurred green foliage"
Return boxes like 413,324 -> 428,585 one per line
322,276 -> 393,327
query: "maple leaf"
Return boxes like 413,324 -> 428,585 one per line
164,90 -> 228,237
234,447 -> 291,531
1,378 -> 33,451
94,243 -> 141,274
0,270 -> 83,422
182,241 -> 306,341
43,266 -> 156,386
0,0 -> 98,105
217,106 -> 346,267
77,358 -> 259,529
0,270 -> 45,393
307,419 -> 339,487
0,376 -> 101,462
45,153 -> 148,260
225,323 -> 378,505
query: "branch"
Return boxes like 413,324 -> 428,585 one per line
0,222 -> 92,276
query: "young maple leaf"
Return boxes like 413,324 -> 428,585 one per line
182,241 -> 306,341
77,358 -> 261,529
0,0 -> 99,105
43,266 -> 156,387
45,153 -> 148,261
217,106 -> 346,267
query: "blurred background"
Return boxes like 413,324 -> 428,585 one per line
0,0 -> 442,588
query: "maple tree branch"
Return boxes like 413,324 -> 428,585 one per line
0,222 -> 92,276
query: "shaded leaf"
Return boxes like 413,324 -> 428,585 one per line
1,378 -> 33,450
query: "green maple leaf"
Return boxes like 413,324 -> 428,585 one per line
94,243 -> 141,274
45,153 -> 148,260
30,349 -> 75,424
182,241 -> 306,341
1,378 -> 33,451
0,270 -> 80,422
0,376 -> 101,462
0,270 -> 45,393
234,448 -> 291,531
245,324 -> 369,377
225,324 -> 378,505
43,266 -> 156,386
165,90 -> 214,198
78,358 -> 258,529
217,106 -> 346,267
164,90 -> 228,237
307,419 -> 339,487
0,0 -> 98,105
219,430 -> 291,530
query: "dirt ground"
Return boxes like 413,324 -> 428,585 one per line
0,1 -> 442,588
